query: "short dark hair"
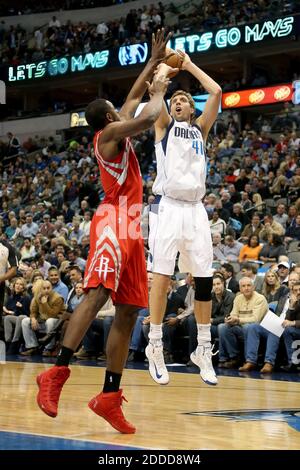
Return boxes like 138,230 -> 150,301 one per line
48,266 -> 59,273
69,265 -> 82,275
241,262 -> 257,274
222,263 -> 234,275
85,99 -> 112,131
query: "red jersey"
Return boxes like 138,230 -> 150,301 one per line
93,130 -> 143,208
84,129 -> 148,308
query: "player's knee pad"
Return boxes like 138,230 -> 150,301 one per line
194,277 -> 213,302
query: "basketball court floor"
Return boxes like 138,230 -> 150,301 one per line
0,358 -> 299,450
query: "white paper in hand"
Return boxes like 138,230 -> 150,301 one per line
260,310 -> 285,337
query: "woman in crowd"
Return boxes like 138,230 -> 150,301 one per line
261,269 -> 289,303
259,234 -> 287,263
3,277 -> 31,354
239,234 -> 262,262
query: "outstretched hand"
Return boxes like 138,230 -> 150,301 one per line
146,73 -> 171,96
151,28 -> 172,63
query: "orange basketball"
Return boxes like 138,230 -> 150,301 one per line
164,48 -> 183,77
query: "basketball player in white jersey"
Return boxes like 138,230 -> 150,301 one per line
146,51 -> 222,386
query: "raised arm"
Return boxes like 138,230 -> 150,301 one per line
146,63 -> 174,142
178,50 -> 222,142
99,74 -> 171,160
119,29 -> 171,121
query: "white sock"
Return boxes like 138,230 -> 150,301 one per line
149,323 -> 163,346
197,323 -> 211,348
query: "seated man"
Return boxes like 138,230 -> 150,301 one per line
218,277 -> 268,368
21,279 -> 65,356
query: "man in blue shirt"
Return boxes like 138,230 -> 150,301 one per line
48,266 -> 69,303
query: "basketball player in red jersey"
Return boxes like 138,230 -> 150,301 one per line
36,30 -> 176,434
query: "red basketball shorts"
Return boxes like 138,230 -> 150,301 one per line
83,207 -> 148,308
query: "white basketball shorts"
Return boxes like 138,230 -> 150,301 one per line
148,195 -> 213,277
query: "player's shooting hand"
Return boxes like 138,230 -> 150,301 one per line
151,28 -> 172,64
154,62 -> 178,78
177,50 -> 191,70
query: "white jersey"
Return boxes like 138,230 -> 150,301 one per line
152,119 -> 207,202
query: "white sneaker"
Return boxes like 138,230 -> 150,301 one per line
145,343 -> 169,385
190,345 -> 218,386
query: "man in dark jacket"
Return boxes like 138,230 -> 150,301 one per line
221,263 -> 239,294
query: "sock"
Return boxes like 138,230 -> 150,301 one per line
197,323 -> 211,348
148,323 -> 163,346
103,370 -> 122,393
56,346 -> 74,366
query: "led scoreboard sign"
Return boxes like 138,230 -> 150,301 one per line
6,16 -> 295,82
167,16 -> 294,52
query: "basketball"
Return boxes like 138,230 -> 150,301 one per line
164,48 -> 183,77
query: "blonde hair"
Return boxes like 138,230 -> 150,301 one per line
32,279 -> 52,301
262,270 -> 281,297
252,193 -> 263,206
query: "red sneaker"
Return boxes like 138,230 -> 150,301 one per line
88,390 -> 136,434
36,366 -> 70,417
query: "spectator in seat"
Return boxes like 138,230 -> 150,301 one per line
3,277 -> 30,354
261,270 -> 289,303
277,261 -> 290,286
240,262 -> 264,293
221,263 -> 239,293
259,214 -> 285,243
238,235 -> 262,263
21,279 -> 65,356
20,213 -> 39,239
68,282 -> 84,312
48,266 -> 69,303
209,209 -> 226,237
212,232 -> 226,263
273,204 -> 288,230
223,235 -> 243,262
284,214 -> 300,244
259,233 -> 287,263
20,238 -> 36,261
240,213 -> 262,242
218,277 -> 268,368
66,265 -> 83,309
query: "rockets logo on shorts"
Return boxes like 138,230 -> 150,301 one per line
84,226 -> 122,291
95,255 -> 115,281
